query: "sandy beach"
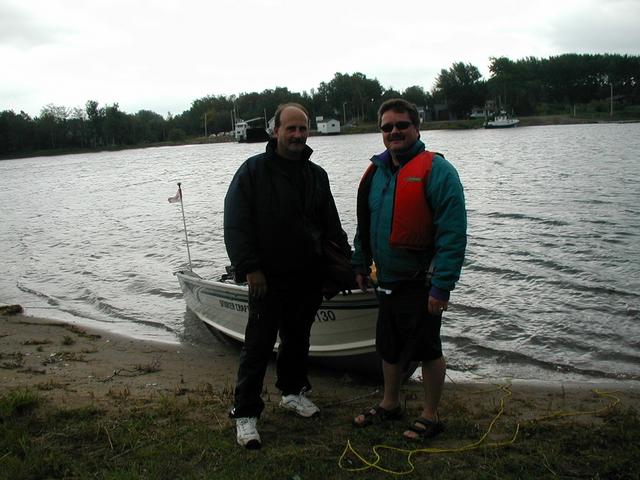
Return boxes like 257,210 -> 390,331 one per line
3,308 -> 639,418
1,309 -> 242,410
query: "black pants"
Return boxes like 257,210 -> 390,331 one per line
376,281 -> 443,368
230,282 -> 323,418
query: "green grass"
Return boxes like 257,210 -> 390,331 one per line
0,387 -> 638,479
0,389 -> 40,419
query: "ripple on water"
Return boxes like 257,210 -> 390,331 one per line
1,124 -> 640,383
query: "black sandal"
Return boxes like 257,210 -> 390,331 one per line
403,417 -> 445,441
353,405 -> 402,427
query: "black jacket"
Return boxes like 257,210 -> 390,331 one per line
224,139 -> 350,284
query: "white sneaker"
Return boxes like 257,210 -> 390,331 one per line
235,417 -> 261,449
279,391 -> 320,417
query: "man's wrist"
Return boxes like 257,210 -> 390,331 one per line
429,285 -> 450,301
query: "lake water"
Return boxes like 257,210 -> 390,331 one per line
2,123 -> 639,385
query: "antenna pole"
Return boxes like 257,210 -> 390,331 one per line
177,182 -> 193,270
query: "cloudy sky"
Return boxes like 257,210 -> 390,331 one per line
2,0 -> 639,117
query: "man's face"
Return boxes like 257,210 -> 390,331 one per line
380,110 -> 419,154
275,107 -> 309,160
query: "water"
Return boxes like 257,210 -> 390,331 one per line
2,123 -> 639,385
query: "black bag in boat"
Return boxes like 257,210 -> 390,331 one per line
322,239 -> 357,300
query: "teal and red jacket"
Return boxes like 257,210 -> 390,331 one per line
352,139 -> 467,300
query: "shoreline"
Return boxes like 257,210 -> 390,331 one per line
2,311 -> 639,406
3,279 -> 640,390
2,115 -> 639,161
1,311 -> 238,409
6,303 -> 639,392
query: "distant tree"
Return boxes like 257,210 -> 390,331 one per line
254,87 -> 307,121
38,104 -> 70,149
487,54 -> 640,115
177,94 -> 233,136
0,110 -> 35,154
168,128 -> 186,142
316,72 -> 383,123
102,103 -> 130,145
235,91 -> 261,118
85,100 -> 103,147
402,86 -> 430,109
134,110 -> 166,143
232,87 -> 307,127
380,88 -> 402,101
432,62 -> 486,119
68,107 -> 88,148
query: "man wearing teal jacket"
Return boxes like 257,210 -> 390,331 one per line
352,99 -> 467,441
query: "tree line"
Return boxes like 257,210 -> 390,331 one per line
1,53 -> 638,157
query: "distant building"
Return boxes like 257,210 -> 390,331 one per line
317,118 -> 341,134
469,107 -> 487,119
417,106 -> 427,123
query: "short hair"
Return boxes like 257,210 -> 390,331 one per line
274,103 -> 309,128
377,98 -> 420,127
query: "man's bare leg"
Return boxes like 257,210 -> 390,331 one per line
404,356 -> 445,440
353,360 -> 402,424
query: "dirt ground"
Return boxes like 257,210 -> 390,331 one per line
2,310 -> 639,423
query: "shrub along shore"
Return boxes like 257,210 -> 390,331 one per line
1,309 -> 639,479
2,113 -> 639,161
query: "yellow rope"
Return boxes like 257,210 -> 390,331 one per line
528,388 -> 620,422
338,385 -> 620,475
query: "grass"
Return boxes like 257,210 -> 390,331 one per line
0,385 -> 638,479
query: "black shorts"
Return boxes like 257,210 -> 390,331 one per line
376,281 -> 443,366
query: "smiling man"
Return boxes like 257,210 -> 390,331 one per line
224,103 -> 350,449
351,98 -> 467,442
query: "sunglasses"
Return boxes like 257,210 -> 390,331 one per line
380,121 -> 413,133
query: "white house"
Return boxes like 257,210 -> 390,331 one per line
317,118 -> 341,134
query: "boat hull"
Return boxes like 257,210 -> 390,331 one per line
175,270 -> 385,377
237,127 -> 270,143
484,115 -> 520,129
484,121 -> 519,129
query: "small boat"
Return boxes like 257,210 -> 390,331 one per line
175,269 -> 391,378
485,111 -> 520,129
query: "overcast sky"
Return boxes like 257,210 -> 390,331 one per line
2,0 -> 639,117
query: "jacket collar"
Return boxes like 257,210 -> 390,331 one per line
372,139 -> 426,168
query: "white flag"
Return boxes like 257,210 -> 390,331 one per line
168,188 -> 181,203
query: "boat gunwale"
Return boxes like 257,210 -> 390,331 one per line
175,269 -> 379,356
175,270 -> 379,309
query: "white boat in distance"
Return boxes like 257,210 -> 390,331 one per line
175,269 -> 388,377
234,117 -> 270,143
485,111 -> 520,129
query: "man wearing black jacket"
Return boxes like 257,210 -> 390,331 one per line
224,103 -> 350,449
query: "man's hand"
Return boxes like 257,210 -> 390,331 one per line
246,270 -> 267,299
355,273 -> 370,292
428,295 -> 448,316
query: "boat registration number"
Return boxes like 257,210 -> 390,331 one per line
218,299 -> 249,312
315,309 -> 336,322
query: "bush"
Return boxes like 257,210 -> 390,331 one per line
168,128 -> 186,142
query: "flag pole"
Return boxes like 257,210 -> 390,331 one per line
177,182 -> 193,271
